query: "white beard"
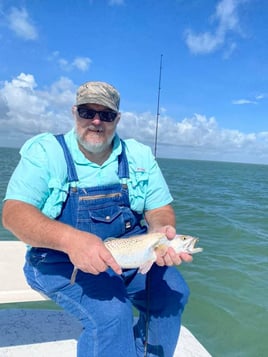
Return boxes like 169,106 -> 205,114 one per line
75,130 -> 115,154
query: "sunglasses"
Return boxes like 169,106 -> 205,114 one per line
77,107 -> 118,122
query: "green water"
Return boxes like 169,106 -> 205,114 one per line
158,158 -> 267,357
1,148 -> 267,356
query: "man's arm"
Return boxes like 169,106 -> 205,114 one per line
145,204 -> 192,266
2,200 -> 122,275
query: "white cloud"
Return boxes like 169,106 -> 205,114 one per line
50,52 -> 92,72
232,99 -> 257,105
0,73 -> 267,164
232,93 -> 268,105
72,57 -> 92,71
184,0 -> 245,55
185,30 -> 224,55
255,94 -> 264,100
255,93 -> 268,101
0,73 -> 75,138
118,111 -> 268,163
88,0 -> 124,6
108,0 -> 125,5
7,7 -> 38,40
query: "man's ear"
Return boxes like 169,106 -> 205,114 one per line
71,105 -> 77,119
116,112 -> 121,124
72,105 -> 76,114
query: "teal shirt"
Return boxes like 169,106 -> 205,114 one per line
4,130 -> 173,219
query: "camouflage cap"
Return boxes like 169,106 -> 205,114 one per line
76,81 -> 120,112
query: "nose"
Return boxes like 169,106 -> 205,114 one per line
91,113 -> 101,124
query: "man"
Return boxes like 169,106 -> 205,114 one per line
2,81 -> 192,357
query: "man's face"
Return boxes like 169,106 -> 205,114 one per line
73,103 -> 120,154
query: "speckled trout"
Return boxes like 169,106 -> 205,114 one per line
105,232 -> 203,274
70,233 -> 202,284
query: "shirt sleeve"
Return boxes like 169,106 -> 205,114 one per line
124,139 -> 173,213
4,133 -> 69,219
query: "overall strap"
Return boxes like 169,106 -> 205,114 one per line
55,135 -> 129,182
118,140 -> 130,180
54,134 -> 79,183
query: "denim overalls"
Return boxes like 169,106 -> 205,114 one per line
24,135 -> 190,357
55,134 -> 147,240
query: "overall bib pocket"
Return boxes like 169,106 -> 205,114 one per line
77,204 -> 138,238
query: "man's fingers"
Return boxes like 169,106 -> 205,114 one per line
166,247 -> 182,265
156,257 -> 165,266
180,252 -> 193,263
163,252 -> 175,266
101,250 -> 122,275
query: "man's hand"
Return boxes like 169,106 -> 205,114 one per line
154,225 -> 193,267
66,232 -> 122,275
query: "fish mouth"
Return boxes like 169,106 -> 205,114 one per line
186,237 -> 203,254
185,237 -> 198,249
185,237 -> 203,254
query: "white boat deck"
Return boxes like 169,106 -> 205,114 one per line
0,241 -> 212,356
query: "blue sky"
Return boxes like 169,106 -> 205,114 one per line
0,0 -> 267,164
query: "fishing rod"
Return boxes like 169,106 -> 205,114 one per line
153,54 -> 163,158
144,55 -> 164,357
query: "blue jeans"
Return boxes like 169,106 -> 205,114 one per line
24,252 -> 189,357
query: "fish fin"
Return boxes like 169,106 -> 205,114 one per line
104,237 -> 116,242
190,247 -> 203,254
138,260 -> 155,274
155,244 -> 168,257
